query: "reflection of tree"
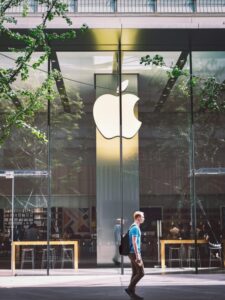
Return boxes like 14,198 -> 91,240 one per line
51,117 -> 84,194
0,0 -> 87,146
0,1 -> 86,190
141,54 -> 225,112
194,114 -> 225,167
0,82 -> 85,198
50,82 -> 87,194
140,53 -> 225,225
141,112 -> 190,218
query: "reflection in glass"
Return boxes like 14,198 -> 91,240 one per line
123,51 -> 192,268
193,52 -> 225,268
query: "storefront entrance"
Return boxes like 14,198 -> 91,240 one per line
1,29 -> 225,275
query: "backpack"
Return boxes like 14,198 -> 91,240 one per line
119,224 -> 135,256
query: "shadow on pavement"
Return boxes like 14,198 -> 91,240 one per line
1,285 -> 225,300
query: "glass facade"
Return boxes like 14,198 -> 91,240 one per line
1,47 -> 225,274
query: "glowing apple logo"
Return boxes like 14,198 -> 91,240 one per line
93,80 -> 142,139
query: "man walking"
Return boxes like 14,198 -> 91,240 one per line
125,211 -> 145,300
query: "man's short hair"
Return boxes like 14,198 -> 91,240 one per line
133,211 -> 144,220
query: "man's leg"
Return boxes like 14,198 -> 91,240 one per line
128,254 -> 145,291
128,254 -> 138,292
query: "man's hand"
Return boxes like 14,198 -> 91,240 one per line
136,253 -> 141,261
135,255 -> 142,266
135,253 -> 142,266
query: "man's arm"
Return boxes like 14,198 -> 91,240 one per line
132,236 -> 141,261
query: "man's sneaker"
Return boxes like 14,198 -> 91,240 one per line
125,288 -> 135,298
125,289 -> 144,300
133,293 -> 144,300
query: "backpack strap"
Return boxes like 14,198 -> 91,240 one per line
129,223 -> 137,231
127,224 -> 138,252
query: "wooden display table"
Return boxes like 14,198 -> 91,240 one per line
12,240 -> 79,274
160,239 -> 208,269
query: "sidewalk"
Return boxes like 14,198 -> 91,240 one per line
0,269 -> 225,300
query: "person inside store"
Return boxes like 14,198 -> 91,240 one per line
25,223 -> 40,241
51,221 -> 60,240
63,227 -> 74,240
197,222 -> 206,239
113,218 -> 122,266
197,221 -> 222,261
179,222 -> 191,239
13,224 -> 25,241
168,222 -> 180,239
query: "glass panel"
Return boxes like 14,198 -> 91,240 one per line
0,52 -> 17,272
0,52 -> 48,274
14,175 -> 48,275
28,0 -> 38,13
67,0 -> 78,12
157,0 -> 194,13
117,0 -> 156,13
50,52 -> 121,271
192,51 -> 225,271
197,0 -> 225,13
78,0 -> 116,13
122,51 -> 192,271
0,51 -> 48,171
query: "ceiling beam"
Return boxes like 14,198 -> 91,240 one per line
154,51 -> 189,112
51,51 -> 71,113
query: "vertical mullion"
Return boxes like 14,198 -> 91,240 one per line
11,175 -> 15,275
118,37 -> 124,276
189,39 -> 198,275
47,55 -> 52,276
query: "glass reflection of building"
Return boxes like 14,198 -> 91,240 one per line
1,2 -> 225,275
